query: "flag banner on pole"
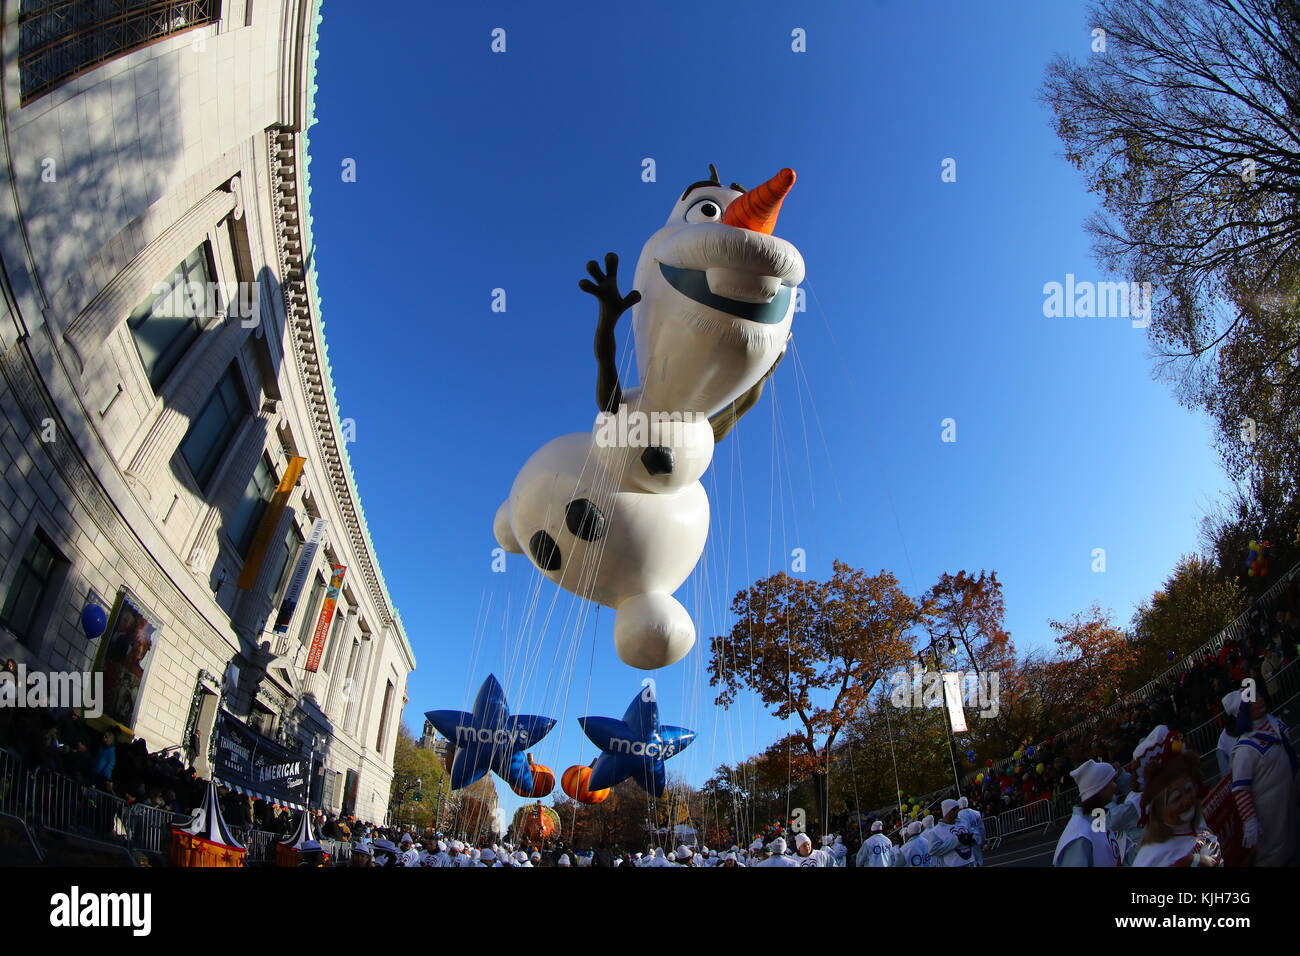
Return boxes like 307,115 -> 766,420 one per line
273,518 -> 327,632
304,564 -> 347,673
942,671 -> 968,733
237,456 -> 305,589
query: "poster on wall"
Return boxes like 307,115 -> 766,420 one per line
91,588 -> 160,735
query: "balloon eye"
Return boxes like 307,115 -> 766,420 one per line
685,198 -> 723,223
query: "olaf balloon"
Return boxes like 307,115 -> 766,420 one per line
494,165 -> 804,669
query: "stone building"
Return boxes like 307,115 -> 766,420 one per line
0,0 -> 414,823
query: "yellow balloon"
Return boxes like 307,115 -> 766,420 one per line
1036,763 -> 1044,774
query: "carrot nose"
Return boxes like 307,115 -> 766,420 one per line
721,168 -> 796,235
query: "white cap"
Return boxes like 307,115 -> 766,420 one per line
906,822 -> 921,837
922,815 -> 935,830
400,833 -> 413,844
794,832 -> 812,848
531,851 -> 541,861
1221,690 -> 1243,718
470,848 -> 480,860
514,850 -> 528,862
770,837 -> 787,854
675,845 -> 692,859
556,853 -> 571,866
957,796 -> 969,809
436,840 -> 447,853
1070,759 -> 1118,802
480,848 -> 496,862
941,798 -> 959,816
871,820 -> 883,832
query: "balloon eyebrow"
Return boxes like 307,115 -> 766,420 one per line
679,163 -> 724,201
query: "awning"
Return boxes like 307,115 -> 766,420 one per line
212,711 -> 310,809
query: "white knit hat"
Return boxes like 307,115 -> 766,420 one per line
794,832 -> 812,848
1070,758 -> 1118,802
770,837 -> 787,854
957,796 -> 969,809
941,798 -> 959,816
871,820 -> 883,832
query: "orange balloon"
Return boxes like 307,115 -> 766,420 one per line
561,764 -> 611,805
511,754 -> 555,798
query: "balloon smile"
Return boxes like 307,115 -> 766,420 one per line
659,263 -> 791,324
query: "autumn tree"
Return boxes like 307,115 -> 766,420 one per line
388,723 -> 451,831
1130,554 -> 1246,682
707,560 -> 926,832
1043,605 -> 1139,713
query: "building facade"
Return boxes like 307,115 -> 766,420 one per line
0,0 -> 414,823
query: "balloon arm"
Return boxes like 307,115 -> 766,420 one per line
580,252 -> 640,414
708,338 -> 789,443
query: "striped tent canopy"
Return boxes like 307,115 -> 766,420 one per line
216,778 -> 307,811
178,780 -> 245,850
280,809 -> 317,849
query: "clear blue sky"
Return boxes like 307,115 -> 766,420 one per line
306,0 -> 1232,820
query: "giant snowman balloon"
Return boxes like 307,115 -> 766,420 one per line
494,165 -> 804,669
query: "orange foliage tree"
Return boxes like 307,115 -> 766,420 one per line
707,560 -> 926,832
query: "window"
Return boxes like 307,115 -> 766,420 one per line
376,679 -> 394,752
267,525 -> 303,601
228,455 -> 275,557
0,531 -> 65,644
127,245 -> 213,391
178,365 -> 246,490
18,0 -> 222,105
296,575 -> 326,646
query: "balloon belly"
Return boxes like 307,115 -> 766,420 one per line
505,432 -> 708,608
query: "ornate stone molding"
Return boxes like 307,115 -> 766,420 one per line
265,127 -> 398,636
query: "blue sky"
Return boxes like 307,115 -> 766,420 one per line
306,0 -> 1232,819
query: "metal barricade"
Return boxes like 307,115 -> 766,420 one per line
0,747 -> 42,861
126,801 -> 188,856
242,828 -> 279,864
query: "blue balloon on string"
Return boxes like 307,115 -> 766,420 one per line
81,604 -> 107,641
1025,745 -> 1035,759
424,675 -> 555,791
580,684 -> 695,797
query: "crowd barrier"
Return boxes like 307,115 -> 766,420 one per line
242,828 -> 353,865
0,753 -> 189,863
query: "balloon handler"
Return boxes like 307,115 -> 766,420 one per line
495,165 -> 805,669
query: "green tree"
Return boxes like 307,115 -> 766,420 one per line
388,723 -> 449,830
1130,554 -> 1246,683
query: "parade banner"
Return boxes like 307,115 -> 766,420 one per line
942,671 -> 968,733
273,518 -> 327,632
304,564 -> 347,673
1201,771 -> 1247,866
212,711 -> 308,807
237,455 -> 305,589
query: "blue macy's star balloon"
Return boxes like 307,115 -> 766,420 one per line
425,675 -> 556,791
581,685 -> 696,797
